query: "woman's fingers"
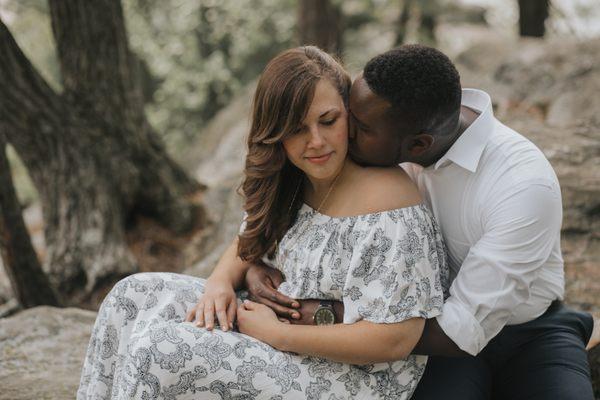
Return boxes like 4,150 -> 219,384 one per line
204,302 -> 215,330
195,302 -> 205,327
226,299 -> 237,330
215,298 -> 229,331
184,306 -> 194,322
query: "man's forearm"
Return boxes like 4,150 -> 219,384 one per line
411,318 -> 468,356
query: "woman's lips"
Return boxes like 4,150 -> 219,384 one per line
305,152 -> 332,164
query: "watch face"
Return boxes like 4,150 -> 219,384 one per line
314,307 -> 335,325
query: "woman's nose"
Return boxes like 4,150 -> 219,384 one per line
307,127 -> 325,148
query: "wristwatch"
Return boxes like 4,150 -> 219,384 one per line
313,300 -> 336,325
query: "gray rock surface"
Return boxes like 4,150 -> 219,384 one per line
0,306 -> 96,400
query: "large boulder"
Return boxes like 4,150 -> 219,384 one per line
0,306 -> 96,400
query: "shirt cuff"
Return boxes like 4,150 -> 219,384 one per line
436,300 -> 486,356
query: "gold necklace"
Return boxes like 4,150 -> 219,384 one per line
274,166 -> 343,267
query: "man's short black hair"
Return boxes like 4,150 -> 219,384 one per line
363,44 -> 462,136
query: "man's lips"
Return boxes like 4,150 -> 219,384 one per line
305,152 -> 333,163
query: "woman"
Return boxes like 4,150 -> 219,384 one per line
77,46 -> 448,400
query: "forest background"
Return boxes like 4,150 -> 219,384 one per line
0,0 -> 599,398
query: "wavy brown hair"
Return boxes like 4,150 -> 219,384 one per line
237,46 -> 351,262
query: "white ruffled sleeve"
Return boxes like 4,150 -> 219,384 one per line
342,206 -> 448,324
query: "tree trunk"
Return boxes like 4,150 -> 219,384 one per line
518,0 -> 550,37
297,0 -> 343,57
395,0 -> 413,45
0,0 -> 205,304
0,138 -> 62,308
418,0 -> 438,45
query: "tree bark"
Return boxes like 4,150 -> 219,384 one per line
0,0 -> 205,304
518,0 -> 550,37
297,0 -> 343,57
0,137 -> 62,308
395,0 -> 413,45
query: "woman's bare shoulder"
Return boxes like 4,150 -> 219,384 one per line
350,166 -> 422,213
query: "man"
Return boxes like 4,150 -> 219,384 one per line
243,45 -> 596,399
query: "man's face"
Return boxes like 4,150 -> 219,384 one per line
347,75 -> 405,167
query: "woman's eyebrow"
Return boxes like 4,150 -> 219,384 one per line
319,108 -> 341,118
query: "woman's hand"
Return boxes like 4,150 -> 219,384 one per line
237,300 -> 286,347
244,263 -> 301,320
184,277 -> 237,331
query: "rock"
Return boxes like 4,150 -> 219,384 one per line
179,83 -> 255,279
0,306 -> 96,400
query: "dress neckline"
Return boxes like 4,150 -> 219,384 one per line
299,201 -> 427,220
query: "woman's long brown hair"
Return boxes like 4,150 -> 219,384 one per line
237,46 -> 351,262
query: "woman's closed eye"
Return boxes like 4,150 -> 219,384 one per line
321,117 -> 337,126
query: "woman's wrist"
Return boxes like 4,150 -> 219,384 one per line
272,322 -> 293,351
206,273 -> 236,291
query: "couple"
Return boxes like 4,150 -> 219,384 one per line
77,45 -> 596,399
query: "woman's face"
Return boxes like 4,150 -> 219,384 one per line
282,79 -> 348,184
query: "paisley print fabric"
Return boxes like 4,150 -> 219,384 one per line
78,203 -> 448,399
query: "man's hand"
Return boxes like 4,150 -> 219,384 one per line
244,263 -> 301,320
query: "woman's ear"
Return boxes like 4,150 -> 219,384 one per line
407,133 -> 434,157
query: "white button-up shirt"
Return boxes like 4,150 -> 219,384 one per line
402,89 -> 565,356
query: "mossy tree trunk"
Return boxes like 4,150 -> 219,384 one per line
298,0 -> 344,57
0,137 -> 61,308
518,0 -> 550,37
0,0 -> 205,305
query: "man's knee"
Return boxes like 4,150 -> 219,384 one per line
412,356 -> 491,400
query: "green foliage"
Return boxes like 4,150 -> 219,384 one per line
123,0 -> 297,154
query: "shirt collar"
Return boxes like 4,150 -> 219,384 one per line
433,89 -> 495,172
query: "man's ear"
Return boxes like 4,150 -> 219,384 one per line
407,133 -> 435,157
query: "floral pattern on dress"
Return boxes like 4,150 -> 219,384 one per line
78,202 -> 448,399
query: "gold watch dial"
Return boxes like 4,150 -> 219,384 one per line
314,307 -> 335,325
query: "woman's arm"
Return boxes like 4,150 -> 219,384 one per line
208,236 -> 251,290
278,318 -> 426,364
237,301 -> 425,365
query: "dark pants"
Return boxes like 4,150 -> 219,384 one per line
412,302 -> 595,400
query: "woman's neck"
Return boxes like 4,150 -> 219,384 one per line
304,158 -> 356,205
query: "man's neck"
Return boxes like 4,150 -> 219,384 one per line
419,105 -> 479,167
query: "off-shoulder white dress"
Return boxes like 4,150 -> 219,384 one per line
77,203 -> 448,399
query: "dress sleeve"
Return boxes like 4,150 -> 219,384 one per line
342,206 -> 448,324
238,211 -> 248,235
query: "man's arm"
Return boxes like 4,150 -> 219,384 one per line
435,180 -> 563,355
